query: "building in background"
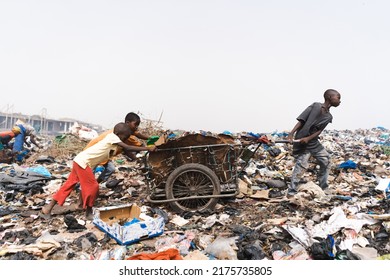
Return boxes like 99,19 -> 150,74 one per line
0,111 -> 103,135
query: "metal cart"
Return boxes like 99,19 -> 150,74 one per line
144,133 -> 270,212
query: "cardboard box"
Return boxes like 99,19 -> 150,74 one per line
93,204 -> 165,245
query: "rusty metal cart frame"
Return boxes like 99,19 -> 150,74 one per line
144,142 -> 244,212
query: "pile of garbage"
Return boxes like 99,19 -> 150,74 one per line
1,127 -> 390,260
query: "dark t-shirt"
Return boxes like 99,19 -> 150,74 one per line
293,102 -> 333,155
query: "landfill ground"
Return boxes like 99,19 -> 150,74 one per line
1,127 -> 390,260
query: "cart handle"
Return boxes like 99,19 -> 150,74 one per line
273,139 -> 300,144
152,143 -> 239,152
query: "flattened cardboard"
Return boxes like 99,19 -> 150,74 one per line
93,204 -> 164,245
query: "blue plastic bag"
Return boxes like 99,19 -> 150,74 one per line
27,165 -> 51,177
338,160 -> 357,169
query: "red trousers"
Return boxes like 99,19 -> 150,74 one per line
53,162 -> 98,208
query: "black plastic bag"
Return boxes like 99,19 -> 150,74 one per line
310,235 -> 335,260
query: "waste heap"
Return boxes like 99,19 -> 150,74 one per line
0,127 -> 389,260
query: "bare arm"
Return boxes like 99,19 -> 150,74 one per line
288,120 -> 324,144
117,142 -> 156,152
287,121 -> 303,142
134,131 -> 149,141
299,129 -> 323,144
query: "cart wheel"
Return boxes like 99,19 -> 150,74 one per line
165,163 -> 221,212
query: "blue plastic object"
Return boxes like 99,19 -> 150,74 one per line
167,133 -> 176,139
27,165 -> 51,177
327,235 -> 335,258
16,149 -> 30,162
248,132 -> 260,138
334,195 -> 352,201
338,160 -> 357,169
94,166 -> 105,173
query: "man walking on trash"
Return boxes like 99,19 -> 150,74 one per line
287,89 -> 341,195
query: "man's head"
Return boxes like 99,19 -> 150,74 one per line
125,112 -> 141,132
324,89 -> 341,107
113,122 -> 133,141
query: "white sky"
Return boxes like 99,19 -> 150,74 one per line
1,0 -> 389,133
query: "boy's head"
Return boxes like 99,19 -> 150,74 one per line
324,89 -> 341,107
114,122 -> 133,141
125,112 -> 141,132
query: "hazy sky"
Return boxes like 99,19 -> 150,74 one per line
1,0 -> 389,133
